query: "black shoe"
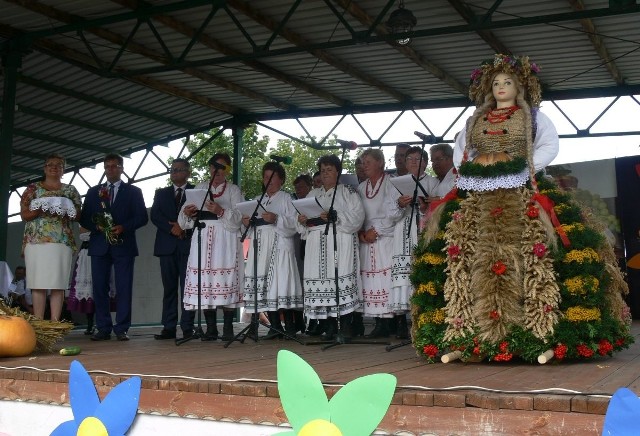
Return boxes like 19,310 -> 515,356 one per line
154,329 -> 176,340
181,329 -> 194,340
84,326 -> 96,336
202,327 -> 219,341
91,331 -> 111,341
116,333 -> 130,341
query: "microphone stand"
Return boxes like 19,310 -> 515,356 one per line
318,146 -> 389,350
176,168 -> 219,346
225,169 -> 303,347
387,142 -> 428,352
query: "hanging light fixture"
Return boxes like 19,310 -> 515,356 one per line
386,0 -> 417,46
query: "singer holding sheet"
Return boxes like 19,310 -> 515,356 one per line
297,154 -> 364,340
178,153 -> 244,341
388,146 -> 430,339
358,149 -> 403,338
242,162 -> 303,338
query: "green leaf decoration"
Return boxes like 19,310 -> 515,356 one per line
329,374 -> 397,436
277,350 -> 330,433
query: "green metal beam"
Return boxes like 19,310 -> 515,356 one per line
10,100 -> 157,143
13,128 -> 116,154
17,74 -> 198,131
0,46 -> 21,261
11,165 -> 43,176
12,148 -> 83,167
16,0 -> 227,42
115,5 -> 640,74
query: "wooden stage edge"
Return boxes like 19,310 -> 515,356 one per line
2,322 -> 640,435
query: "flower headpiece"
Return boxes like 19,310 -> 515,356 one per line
468,54 -> 542,108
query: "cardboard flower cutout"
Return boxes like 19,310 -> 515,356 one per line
602,387 -> 640,435
50,360 -> 141,436
275,350 -> 396,436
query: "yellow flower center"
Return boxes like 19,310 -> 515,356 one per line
77,416 -> 108,436
299,419 -> 342,436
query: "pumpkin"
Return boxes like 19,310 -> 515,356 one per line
0,315 -> 37,357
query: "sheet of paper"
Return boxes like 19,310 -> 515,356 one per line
184,189 -> 209,208
236,199 -> 268,217
389,174 -> 430,197
339,174 -> 360,189
292,197 -> 325,218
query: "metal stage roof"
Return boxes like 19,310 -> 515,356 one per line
2,0 -> 640,190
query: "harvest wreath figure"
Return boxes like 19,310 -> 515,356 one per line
410,54 -> 632,363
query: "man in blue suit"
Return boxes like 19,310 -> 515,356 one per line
150,158 -> 197,341
80,153 -> 148,341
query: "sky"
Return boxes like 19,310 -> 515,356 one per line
6,95 -> 640,223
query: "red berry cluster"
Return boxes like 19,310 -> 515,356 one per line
493,341 -> 513,362
598,339 -> 613,356
526,205 -> 539,218
423,344 -> 439,359
554,343 -> 568,360
577,343 -> 594,358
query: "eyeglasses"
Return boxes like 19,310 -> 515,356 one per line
405,157 -> 424,163
169,168 -> 188,173
45,163 -> 64,169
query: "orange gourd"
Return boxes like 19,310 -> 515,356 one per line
0,315 -> 37,357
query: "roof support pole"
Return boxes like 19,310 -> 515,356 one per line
231,120 -> 245,187
0,47 -> 22,261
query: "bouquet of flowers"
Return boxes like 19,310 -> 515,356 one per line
93,186 -> 121,245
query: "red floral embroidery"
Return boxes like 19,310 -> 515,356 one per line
491,261 -> 507,275
533,242 -> 547,258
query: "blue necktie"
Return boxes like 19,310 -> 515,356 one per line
109,183 -> 115,206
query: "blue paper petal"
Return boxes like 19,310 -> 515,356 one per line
68,360 -> 100,424
94,376 -> 141,435
49,420 -> 79,436
603,387 -> 640,435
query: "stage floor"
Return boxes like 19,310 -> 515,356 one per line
2,321 -> 640,434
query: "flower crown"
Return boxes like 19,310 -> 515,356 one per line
468,54 -> 542,108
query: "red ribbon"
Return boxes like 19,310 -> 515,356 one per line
531,193 -> 571,248
429,187 -> 459,212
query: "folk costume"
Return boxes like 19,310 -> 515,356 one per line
411,54 -> 632,363
178,180 -> 244,310
243,190 -> 303,313
299,184 -> 364,320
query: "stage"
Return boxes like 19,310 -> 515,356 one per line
2,321 -> 640,434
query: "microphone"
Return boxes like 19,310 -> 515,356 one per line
414,131 -> 436,143
270,155 -> 292,164
210,161 -> 228,171
336,139 -> 358,150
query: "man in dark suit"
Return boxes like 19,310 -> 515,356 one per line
80,153 -> 148,341
150,158 -> 197,341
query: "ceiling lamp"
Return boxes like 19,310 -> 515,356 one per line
386,0 -> 417,46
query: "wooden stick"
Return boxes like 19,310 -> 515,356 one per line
537,349 -> 555,364
441,350 -> 462,363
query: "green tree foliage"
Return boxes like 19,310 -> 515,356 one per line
270,137 -> 356,193
180,125 -> 356,199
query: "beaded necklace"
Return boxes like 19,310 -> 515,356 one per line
365,174 -> 385,199
209,180 -> 227,200
486,105 -> 519,124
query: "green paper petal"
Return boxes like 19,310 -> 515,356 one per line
277,350 -> 329,432
329,374 -> 397,436
271,432 -> 296,436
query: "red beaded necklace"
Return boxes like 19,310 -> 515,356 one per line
209,180 -> 227,199
486,105 -> 519,124
365,174 -> 385,199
